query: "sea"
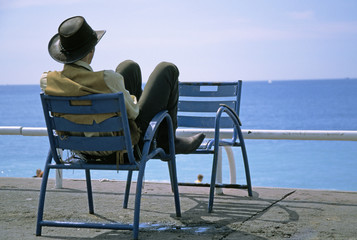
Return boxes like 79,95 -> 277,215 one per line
0,79 -> 356,191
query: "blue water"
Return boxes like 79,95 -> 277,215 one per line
0,79 -> 356,191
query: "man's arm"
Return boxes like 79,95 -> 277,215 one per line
103,70 -> 139,120
40,72 -> 48,92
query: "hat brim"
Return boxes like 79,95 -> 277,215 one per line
48,30 -> 106,64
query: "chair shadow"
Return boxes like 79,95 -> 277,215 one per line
38,190 -> 275,240
176,191 -> 294,225
35,186 -> 357,240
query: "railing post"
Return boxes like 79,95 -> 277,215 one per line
55,169 -> 63,189
225,146 -> 236,184
55,149 -> 63,189
216,146 -> 237,195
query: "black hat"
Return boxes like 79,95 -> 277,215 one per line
48,16 -> 106,64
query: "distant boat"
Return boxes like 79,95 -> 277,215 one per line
268,80 -> 273,84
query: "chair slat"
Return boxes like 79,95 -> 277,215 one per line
179,83 -> 238,97
55,136 -> 126,151
52,116 -> 124,132
44,94 -> 122,114
178,116 -> 234,128
178,100 -> 236,112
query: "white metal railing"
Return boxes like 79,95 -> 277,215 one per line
1,126 -> 357,190
0,126 -> 48,136
1,126 -> 357,141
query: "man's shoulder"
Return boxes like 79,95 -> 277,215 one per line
103,70 -> 124,83
102,70 -> 125,93
103,69 -> 123,78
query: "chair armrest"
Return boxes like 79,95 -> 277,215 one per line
210,104 -> 243,147
143,110 -> 170,142
219,104 -> 242,126
141,110 -> 174,160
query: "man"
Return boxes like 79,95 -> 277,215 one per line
40,16 -> 205,161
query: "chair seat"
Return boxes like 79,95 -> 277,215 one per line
198,139 -> 214,149
196,138 -> 240,151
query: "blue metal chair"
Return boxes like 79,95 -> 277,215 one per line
177,81 -> 252,213
36,92 -> 181,240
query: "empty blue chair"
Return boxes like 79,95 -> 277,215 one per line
177,81 -> 252,213
36,92 -> 181,239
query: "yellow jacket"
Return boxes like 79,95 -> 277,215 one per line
40,61 -> 141,159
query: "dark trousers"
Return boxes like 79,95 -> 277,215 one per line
115,60 -> 179,143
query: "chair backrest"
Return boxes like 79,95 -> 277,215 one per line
40,92 -> 135,164
178,81 -> 242,128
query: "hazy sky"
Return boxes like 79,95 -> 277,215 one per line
1,0 -> 357,84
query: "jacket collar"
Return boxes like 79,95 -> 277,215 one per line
71,60 -> 93,72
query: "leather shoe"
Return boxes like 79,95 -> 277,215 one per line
175,133 -> 205,154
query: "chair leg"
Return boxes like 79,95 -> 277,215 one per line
240,143 -> 253,197
167,160 -> 174,192
208,148 -> 219,213
133,163 -> 146,240
85,169 -> 94,214
167,156 -> 181,217
36,153 -> 52,236
215,147 -> 224,195
123,170 -> 133,209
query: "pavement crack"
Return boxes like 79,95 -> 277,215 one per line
242,190 -> 297,224
218,230 -> 234,240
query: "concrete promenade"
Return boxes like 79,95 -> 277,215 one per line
0,177 -> 356,239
